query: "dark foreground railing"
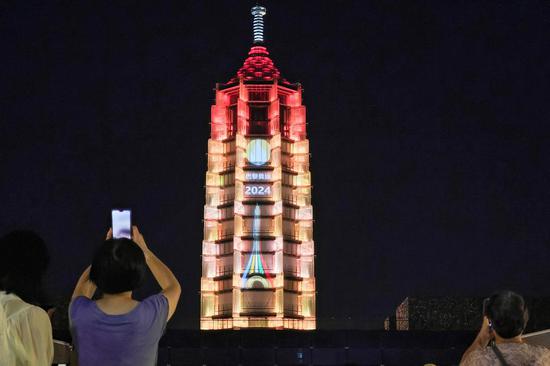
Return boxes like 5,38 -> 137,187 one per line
156,329 -> 474,366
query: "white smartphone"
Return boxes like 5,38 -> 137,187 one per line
112,209 -> 132,239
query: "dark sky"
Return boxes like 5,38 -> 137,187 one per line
2,1 -> 549,329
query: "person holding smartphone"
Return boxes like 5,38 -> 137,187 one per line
460,290 -> 550,366
69,226 -> 181,366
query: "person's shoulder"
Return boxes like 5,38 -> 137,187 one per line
22,303 -> 50,323
138,293 -> 169,325
70,296 -> 93,307
522,342 -> 549,352
0,292 -> 32,313
461,347 -> 494,366
526,343 -> 550,362
11,302 -> 52,335
69,296 -> 94,317
141,293 -> 169,310
3,295 -> 45,318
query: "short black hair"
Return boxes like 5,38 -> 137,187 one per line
0,230 -> 50,304
90,238 -> 146,294
485,290 -> 529,339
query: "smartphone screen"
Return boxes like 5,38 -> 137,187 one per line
112,209 -> 132,239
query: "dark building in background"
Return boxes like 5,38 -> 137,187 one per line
392,296 -> 550,332
395,297 -> 483,331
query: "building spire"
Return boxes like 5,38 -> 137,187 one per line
251,5 -> 267,44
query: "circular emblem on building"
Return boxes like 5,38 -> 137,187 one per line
246,139 -> 270,166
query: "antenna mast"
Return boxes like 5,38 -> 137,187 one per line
251,5 -> 267,44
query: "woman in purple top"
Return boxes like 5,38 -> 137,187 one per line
70,226 -> 181,366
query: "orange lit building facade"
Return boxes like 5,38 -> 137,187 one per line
200,6 -> 315,330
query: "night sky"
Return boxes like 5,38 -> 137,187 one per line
2,1 -> 549,329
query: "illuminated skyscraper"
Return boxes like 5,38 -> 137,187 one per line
200,6 -> 315,330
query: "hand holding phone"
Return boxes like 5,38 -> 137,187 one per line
112,209 -> 132,239
131,226 -> 150,260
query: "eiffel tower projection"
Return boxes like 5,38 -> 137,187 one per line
200,5 -> 316,330
241,205 -> 273,289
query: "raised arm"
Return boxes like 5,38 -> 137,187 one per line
460,316 -> 493,365
71,265 -> 97,300
71,229 -> 113,300
132,226 -> 181,321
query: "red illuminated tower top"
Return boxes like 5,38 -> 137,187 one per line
227,6 -> 290,85
210,5 -> 306,142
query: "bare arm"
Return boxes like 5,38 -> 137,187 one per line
71,229 -> 112,300
133,226 -> 181,321
71,265 -> 97,300
460,316 -> 492,365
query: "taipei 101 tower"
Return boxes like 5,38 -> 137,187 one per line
200,5 -> 316,330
